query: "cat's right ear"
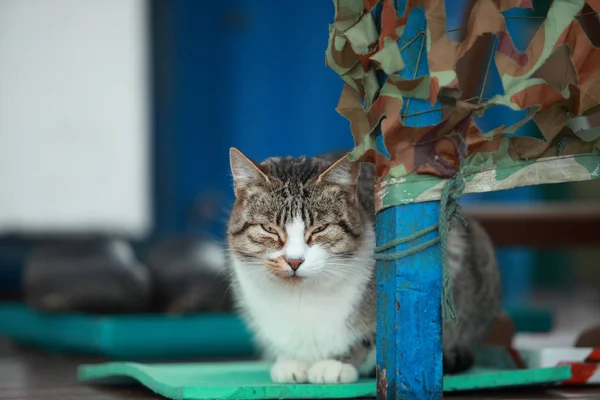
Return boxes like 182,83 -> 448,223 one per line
229,147 -> 269,196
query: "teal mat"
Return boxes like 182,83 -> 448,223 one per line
0,302 -> 254,359
78,361 -> 571,399
504,303 -> 553,333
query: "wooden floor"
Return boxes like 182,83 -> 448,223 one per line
1,339 -> 600,400
0,339 -> 162,400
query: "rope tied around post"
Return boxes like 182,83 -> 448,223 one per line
373,171 -> 467,322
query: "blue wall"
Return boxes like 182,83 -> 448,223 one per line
155,0 -> 352,239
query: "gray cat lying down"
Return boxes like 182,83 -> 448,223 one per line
226,148 -> 501,384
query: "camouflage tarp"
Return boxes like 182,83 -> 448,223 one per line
326,0 -> 600,212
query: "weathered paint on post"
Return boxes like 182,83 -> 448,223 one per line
374,1 -> 444,399
376,203 -> 443,399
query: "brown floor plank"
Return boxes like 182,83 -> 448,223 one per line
0,340 -> 162,400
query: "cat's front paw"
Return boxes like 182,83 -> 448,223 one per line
270,360 -> 309,383
308,360 -> 358,384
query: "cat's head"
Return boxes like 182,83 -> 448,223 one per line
227,148 -> 371,286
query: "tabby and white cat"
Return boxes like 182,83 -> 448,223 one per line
227,148 -> 501,384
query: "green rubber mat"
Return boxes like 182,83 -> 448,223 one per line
78,361 -> 572,399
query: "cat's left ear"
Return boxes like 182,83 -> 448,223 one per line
316,155 -> 360,187
229,147 -> 270,196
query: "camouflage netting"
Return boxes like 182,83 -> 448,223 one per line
326,0 -> 600,212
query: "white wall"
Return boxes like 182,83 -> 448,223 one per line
0,0 -> 150,238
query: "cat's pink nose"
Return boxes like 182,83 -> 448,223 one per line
285,258 -> 304,271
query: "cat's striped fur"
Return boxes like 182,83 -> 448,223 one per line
227,148 -> 501,384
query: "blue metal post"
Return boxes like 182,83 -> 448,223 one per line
375,3 -> 443,399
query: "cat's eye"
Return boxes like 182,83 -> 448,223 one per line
311,224 -> 329,234
260,224 -> 279,235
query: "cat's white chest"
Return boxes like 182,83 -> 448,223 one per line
234,264 -> 363,363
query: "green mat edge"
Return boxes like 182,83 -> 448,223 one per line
444,365 -> 571,391
78,362 -> 572,399
78,362 -> 376,400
